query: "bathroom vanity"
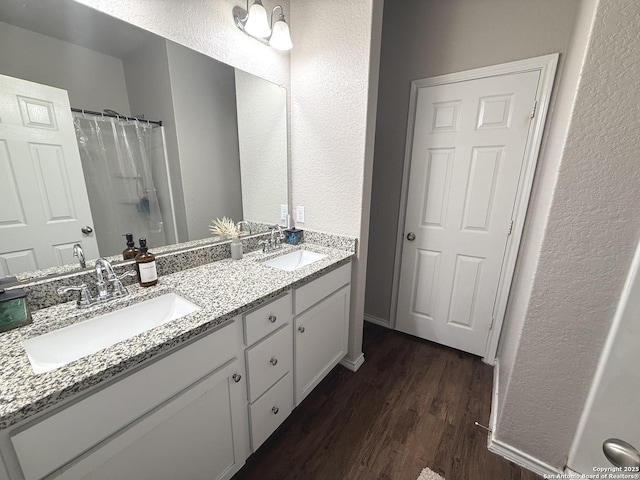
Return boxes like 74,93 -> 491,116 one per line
0,243 -> 353,480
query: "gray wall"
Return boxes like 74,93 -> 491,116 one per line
0,20 -> 130,115
365,0 -> 581,323
166,41 -> 242,240
123,38 -> 181,245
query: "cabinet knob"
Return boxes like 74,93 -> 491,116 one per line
268,315 -> 277,323
272,406 -> 279,415
298,326 -> 305,333
232,373 -> 242,383
270,357 -> 278,366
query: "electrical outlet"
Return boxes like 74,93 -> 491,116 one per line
280,204 -> 288,220
296,205 -> 305,223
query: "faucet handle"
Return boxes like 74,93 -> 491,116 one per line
57,283 -> 93,308
117,270 -> 138,281
110,270 -> 137,297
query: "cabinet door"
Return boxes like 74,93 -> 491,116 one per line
59,359 -> 247,480
294,285 -> 350,405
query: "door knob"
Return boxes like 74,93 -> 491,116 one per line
298,326 -> 305,333
232,373 -> 242,383
603,438 -> 640,468
270,357 -> 278,366
406,232 -> 416,241
268,315 -> 277,323
81,226 -> 93,234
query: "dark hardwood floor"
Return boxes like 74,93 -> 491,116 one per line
233,322 -> 539,480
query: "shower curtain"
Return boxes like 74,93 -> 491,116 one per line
73,113 -> 167,257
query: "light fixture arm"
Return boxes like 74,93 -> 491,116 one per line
270,5 -> 285,27
237,0 -> 250,23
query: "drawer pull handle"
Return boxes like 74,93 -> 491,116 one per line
268,315 -> 277,323
270,357 -> 278,366
272,406 -> 279,415
298,326 -> 305,333
232,373 -> 242,383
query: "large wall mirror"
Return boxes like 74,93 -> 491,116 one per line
0,0 -> 288,279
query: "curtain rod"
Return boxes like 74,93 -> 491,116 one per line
71,107 -> 163,127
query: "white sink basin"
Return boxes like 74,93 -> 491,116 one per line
263,250 -> 327,271
23,293 -> 200,374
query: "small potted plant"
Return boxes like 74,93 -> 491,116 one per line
209,217 -> 243,260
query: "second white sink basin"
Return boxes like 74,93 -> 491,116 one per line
23,293 -> 200,374
263,250 -> 327,271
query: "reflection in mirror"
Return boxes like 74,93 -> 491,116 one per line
0,0 -> 288,278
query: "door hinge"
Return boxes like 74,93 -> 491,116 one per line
507,220 -> 514,235
489,316 -> 495,331
530,100 -> 537,119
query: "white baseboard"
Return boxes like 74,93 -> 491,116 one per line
488,437 -> 562,477
489,361 -> 563,477
364,313 -> 391,328
340,353 -> 365,372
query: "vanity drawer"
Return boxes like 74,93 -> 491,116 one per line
246,324 -> 292,402
249,372 -> 293,452
293,262 -> 351,314
11,319 -> 240,480
244,292 -> 291,346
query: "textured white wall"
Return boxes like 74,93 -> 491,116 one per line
74,0 -> 290,89
0,20 -> 130,114
235,69 -> 288,225
289,0 -> 383,364
495,0 -> 640,468
365,0 -> 581,323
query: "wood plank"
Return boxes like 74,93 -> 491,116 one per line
234,323 -> 539,480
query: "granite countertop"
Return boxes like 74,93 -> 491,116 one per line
0,243 -> 353,430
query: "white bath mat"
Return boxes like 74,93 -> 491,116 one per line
417,466 -> 445,480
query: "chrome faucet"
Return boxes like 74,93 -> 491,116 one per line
58,258 -> 137,308
236,221 -> 252,235
73,243 -> 86,269
259,225 -> 284,253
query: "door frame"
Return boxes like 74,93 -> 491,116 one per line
390,54 -> 559,363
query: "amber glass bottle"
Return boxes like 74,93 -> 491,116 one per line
122,233 -> 139,260
135,238 -> 158,287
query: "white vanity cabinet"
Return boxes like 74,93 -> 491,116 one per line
242,293 -> 293,452
293,263 -> 351,405
0,259 -> 353,479
7,319 -> 248,480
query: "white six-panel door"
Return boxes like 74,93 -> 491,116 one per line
0,74 -> 98,275
396,70 -> 540,356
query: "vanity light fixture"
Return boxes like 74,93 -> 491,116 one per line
235,0 -> 293,51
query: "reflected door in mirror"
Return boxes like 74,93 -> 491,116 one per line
0,74 -> 99,276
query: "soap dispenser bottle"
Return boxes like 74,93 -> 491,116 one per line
135,238 -> 158,287
122,233 -> 139,260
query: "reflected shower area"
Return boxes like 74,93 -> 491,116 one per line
73,112 -> 168,257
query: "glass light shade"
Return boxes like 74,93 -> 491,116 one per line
269,18 -> 293,51
244,2 -> 271,38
